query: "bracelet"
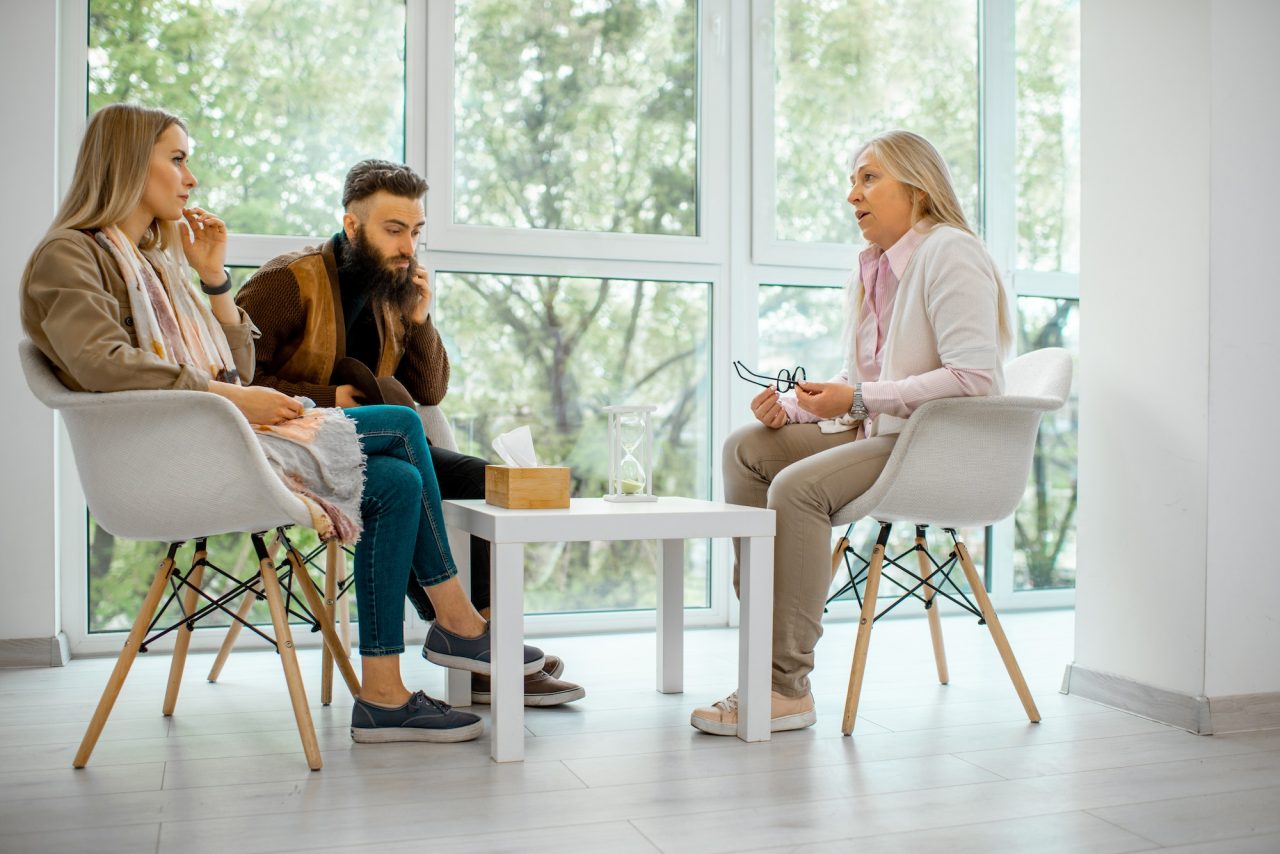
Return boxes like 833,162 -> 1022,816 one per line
200,268 -> 233,296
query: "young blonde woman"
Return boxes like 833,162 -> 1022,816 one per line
21,103 -> 544,744
693,130 -> 1011,735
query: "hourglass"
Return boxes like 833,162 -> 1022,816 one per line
603,404 -> 658,502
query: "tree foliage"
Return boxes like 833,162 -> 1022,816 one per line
88,0 -> 405,237
773,0 -> 979,244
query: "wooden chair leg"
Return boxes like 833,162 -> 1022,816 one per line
954,538 -> 1040,723
916,532 -> 949,685
163,541 -> 207,715
336,550 -> 351,655
320,540 -> 339,705
842,522 -> 891,735
207,539 -> 279,683
75,544 -> 180,769
284,543 -> 361,700
830,536 -> 849,582
254,535 -> 322,770
206,577 -> 258,683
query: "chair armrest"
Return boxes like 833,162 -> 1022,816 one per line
58,388 -> 311,541
864,394 -> 1063,528
417,404 -> 459,452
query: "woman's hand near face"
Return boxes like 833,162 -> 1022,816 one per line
751,385 -> 788,429
180,207 -> 228,284
210,382 -> 305,426
794,381 -> 856,419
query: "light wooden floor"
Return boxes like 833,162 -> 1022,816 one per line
1,609 -> 1278,853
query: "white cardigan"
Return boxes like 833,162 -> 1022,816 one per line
850,225 -> 1006,438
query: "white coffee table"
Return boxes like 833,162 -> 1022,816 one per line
441,496 -> 775,762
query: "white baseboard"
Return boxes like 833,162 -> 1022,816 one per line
0,633 -> 70,667
1062,663 -> 1280,735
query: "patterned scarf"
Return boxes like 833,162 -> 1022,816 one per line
95,225 -> 364,543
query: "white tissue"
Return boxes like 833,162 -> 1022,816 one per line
492,425 -> 540,468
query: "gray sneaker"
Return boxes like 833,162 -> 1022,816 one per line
350,691 -> 483,744
422,622 -> 544,676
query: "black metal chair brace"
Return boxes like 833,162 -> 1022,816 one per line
826,522 -> 987,625
137,528 -> 339,655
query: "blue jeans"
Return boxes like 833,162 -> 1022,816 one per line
346,405 -> 457,656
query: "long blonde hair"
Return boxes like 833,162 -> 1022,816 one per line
50,103 -> 188,267
849,130 -> 1012,353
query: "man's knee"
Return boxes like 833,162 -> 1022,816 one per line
432,447 -> 486,499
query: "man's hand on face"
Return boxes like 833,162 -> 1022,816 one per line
409,266 -> 432,325
335,384 -> 366,409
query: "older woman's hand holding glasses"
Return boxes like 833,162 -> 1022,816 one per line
793,380 -> 856,420
734,361 -> 805,430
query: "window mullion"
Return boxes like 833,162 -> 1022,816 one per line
981,0 -> 1018,598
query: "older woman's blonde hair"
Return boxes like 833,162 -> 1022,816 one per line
50,103 -> 189,272
849,130 -> 1012,352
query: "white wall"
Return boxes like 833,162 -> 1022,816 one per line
1204,0 -> 1280,698
1076,0 -> 1211,697
0,2 -> 62,646
1077,0 -> 1280,706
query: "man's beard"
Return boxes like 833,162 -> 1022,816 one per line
339,225 -> 419,319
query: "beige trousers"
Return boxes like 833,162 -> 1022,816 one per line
724,422 -> 897,698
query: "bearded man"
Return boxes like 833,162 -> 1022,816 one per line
235,160 -> 583,706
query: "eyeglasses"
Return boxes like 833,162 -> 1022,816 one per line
733,360 -> 807,393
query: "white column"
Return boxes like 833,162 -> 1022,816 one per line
1072,0 -> 1280,731
0,1 -> 63,665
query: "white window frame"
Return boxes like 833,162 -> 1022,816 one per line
57,0 -> 1076,653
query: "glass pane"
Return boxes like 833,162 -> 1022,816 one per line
1016,0 -> 1081,272
1014,296 -> 1079,589
773,0 -> 979,244
88,0 -> 406,237
757,284 -> 846,382
453,0 -> 698,235
436,272 -> 712,612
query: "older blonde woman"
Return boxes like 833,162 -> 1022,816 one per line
694,130 -> 1011,735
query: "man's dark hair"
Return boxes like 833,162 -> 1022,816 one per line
342,159 -> 429,209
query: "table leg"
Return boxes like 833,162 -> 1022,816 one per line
445,525 -> 473,707
657,538 -> 685,693
737,535 -> 774,743
490,542 -> 525,763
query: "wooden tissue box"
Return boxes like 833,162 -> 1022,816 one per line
484,466 -> 571,509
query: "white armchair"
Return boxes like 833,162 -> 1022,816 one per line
832,347 -> 1073,734
19,340 -> 359,770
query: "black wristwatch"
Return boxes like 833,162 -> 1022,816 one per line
200,268 -> 233,296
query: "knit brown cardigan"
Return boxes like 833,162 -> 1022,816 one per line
235,237 -> 450,408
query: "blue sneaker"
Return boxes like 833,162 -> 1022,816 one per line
422,622 -> 544,676
350,691 -> 482,744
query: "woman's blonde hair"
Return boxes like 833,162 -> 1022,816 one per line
849,129 -> 1012,352
50,103 -> 188,262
